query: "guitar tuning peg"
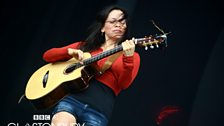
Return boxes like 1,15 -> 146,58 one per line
150,45 -> 154,49
145,46 -> 148,50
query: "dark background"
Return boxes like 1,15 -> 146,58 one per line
1,0 -> 223,125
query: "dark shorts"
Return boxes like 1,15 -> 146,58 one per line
52,95 -> 108,126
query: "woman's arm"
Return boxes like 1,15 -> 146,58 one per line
42,42 -> 81,63
117,53 -> 140,89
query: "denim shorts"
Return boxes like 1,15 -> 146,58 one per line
52,95 -> 108,126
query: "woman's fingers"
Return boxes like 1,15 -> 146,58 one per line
122,39 -> 135,57
67,48 -> 84,60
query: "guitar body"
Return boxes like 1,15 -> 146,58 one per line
25,52 -> 97,109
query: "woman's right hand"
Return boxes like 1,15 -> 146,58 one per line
67,48 -> 84,60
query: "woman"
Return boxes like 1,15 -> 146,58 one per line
43,5 -> 140,126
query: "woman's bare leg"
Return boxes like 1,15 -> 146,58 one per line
51,111 -> 76,126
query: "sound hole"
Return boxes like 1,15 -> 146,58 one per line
65,63 -> 81,74
42,71 -> 49,88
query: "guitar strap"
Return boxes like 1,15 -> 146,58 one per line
100,51 -> 123,73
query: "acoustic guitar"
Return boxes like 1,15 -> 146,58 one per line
25,34 -> 167,109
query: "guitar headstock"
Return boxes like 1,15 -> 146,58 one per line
134,34 -> 168,50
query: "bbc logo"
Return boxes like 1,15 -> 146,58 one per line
33,115 -> 51,120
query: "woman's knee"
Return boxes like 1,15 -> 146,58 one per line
51,111 -> 76,126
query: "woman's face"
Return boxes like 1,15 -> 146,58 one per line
101,9 -> 127,41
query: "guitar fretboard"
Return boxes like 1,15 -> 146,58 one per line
83,45 -> 123,65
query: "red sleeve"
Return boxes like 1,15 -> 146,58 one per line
42,42 -> 82,63
118,52 -> 140,89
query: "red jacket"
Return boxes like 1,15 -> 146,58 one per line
43,42 -> 140,95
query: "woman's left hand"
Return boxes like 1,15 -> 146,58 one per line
122,39 -> 135,57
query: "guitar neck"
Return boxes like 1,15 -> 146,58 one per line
81,35 -> 164,65
83,45 -> 123,65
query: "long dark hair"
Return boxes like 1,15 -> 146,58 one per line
80,5 -> 129,52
